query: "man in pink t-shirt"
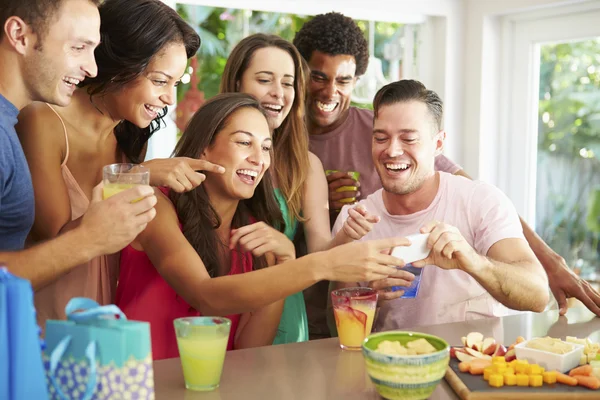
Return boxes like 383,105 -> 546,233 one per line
332,80 -> 550,330
294,14 -> 463,337
295,12 -> 600,339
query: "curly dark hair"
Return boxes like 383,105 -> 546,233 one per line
293,12 -> 369,77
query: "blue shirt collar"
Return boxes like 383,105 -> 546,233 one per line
0,93 -> 19,122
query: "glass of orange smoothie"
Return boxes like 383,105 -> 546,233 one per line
331,287 -> 378,350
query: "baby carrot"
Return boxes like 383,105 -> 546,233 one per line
569,365 -> 593,377
572,375 -> 600,390
459,362 -> 471,373
470,364 -> 486,375
556,372 -> 578,386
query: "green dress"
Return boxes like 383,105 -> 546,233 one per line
272,189 -> 309,345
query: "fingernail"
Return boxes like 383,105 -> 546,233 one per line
357,191 -> 361,197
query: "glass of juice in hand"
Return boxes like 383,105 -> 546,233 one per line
174,317 -> 231,391
331,287 -> 378,350
102,163 -> 150,200
325,170 -> 360,204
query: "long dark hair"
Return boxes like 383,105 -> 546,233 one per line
169,93 -> 284,276
220,34 -> 310,225
82,0 -> 200,163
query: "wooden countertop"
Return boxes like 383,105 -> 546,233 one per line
154,306 -> 600,399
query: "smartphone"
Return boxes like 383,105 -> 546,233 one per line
390,233 -> 430,264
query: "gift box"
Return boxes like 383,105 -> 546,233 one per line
0,267 -> 49,400
43,297 -> 154,399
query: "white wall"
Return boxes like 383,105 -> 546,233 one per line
176,0 -> 452,22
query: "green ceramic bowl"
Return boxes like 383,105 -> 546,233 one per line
362,331 -> 450,400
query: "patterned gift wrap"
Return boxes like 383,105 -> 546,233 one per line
43,354 -> 154,400
44,298 -> 155,400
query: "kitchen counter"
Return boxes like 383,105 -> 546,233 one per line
154,306 -> 600,399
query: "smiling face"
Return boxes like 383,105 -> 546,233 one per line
237,46 -> 295,131
372,100 -> 443,195
104,42 -> 188,127
306,50 -> 357,135
22,0 -> 100,106
202,107 -> 272,201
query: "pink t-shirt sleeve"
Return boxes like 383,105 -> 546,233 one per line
468,182 -> 525,256
435,154 -> 461,174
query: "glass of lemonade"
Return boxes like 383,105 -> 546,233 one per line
325,170 -> 361,204
331,287 -> 378,350
102,163 -> 150,200
173,317 -> 231,391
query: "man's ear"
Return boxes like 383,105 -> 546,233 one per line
3,17 -> 33,55
433,130 -> 446,157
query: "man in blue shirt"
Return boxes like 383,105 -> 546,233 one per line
0,0 -> 157,289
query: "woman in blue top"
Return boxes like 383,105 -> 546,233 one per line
221,34 -> 379,344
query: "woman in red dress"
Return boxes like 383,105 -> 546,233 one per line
116,93 -> 291,359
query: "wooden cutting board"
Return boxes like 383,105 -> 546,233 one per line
445,359 -> 600,399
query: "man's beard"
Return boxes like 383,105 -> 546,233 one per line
382,179 -> 423,195
380,168 -> 431,196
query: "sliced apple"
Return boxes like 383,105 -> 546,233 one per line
456,350 -> 476,363
482,338 -> 497,355
493,345 -> 507,357
461,336 -> 468,347
450,347 -> 459,359
505,349 -> 516,362
466,332 -> 484,351
464,347 -> 492,360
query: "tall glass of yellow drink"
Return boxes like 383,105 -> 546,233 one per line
102,163 -> 150,200
325,170 -> 361,205
173,317 -> 231,391
331,287 -> 378,350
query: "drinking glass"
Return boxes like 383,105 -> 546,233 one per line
173,317 -> 231,391
331,287 -> 378,350
102,163 -> 150,200
325,170 -> 361,204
